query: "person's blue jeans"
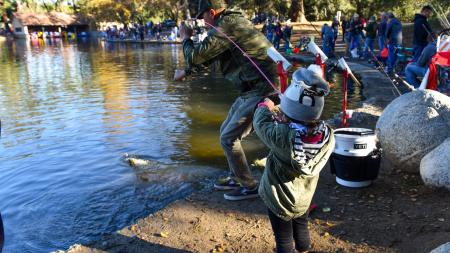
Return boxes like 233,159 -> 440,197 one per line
405,63 -> 427,88
323,37 -> 334,57
364,38 -> 375,58
351,34 -> 362,56
267,33 -> 273,44
273,36 -> 281,49
412,45 -> 425,62
284,36 -> 291,51
378,35 -> 385,52
387,43 -> 398,73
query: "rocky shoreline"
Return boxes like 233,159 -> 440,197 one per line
59,60 -> 450,253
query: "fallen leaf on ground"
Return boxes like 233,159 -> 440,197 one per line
211,243 -> 226,253
325,221 -> 336,227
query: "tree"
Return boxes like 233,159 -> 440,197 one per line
288,0 -> 306,22
1,0 -> 17,33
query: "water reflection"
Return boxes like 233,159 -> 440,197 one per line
0,40 -> 232,252
0,39 -> 361,252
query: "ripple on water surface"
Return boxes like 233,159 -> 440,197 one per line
0,40 -> 361,252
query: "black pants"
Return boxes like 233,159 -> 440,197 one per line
268,209 -> 310,253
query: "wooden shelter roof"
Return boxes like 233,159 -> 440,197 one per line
13,12 -> 88,26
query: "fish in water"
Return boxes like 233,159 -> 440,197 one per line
123,153 -> 160,169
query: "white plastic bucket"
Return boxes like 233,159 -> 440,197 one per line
333,128 -> 377,157
331,128 -> 381,188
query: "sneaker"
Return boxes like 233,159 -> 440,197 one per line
214,177 -> 241,190
223,186 -> 259,201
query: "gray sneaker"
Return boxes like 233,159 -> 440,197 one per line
214,177 -> 241,190
223,186 -> 259,201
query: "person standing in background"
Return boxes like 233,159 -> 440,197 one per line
377,12 -> 388,52
385,12 -> 403,74
267,20 -> 275,43
342,16 -> 348,42
412,5 -> 434,62
363,16 -> 378,59
349,13 -> 363,57
321,23 -> 335,57
332,17 -> 340,43
283,21 -> 292,52
273,22 -> 283,50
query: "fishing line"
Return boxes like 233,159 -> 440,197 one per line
296,10 -> 322,37
367,50 -> 403,96
203,21 -> 281,94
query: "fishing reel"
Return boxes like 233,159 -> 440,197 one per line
295,36 -> 311,52
183,19 -> 206,30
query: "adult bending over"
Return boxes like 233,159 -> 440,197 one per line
174,0 -> 278,201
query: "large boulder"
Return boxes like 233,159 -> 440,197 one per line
429,242 -> 450,253
376,90 -> 450,173
420,138 -> 450,189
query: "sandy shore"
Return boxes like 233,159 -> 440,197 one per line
61,56 -> 450,253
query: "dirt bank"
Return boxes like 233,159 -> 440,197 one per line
61,47 -> 450,253
62,165 -> 450,253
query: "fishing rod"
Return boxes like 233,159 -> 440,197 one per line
422,24 -> 436,43
296,10 -> 322,37
430,2 -> 450,30
367,50 -> 404,96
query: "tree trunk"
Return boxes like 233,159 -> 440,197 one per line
288,0 -> 306,23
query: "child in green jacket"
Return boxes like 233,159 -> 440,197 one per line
253,67 -> 335,253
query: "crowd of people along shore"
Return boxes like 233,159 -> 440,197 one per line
260,6 -> 449,90
103,21 -> 182,42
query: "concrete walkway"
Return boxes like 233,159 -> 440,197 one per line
105,38 -> 181,44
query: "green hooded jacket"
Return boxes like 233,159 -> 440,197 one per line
253,107 -> 335,221
183,9 -> 278,97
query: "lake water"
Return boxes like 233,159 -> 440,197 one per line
0,39 -> 361,252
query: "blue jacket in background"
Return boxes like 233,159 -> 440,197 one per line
378,20 -> 387,37
413,13 -> 432,47
321,25 -> 334,40
386,18 -> 402,45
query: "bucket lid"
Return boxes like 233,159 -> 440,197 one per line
334,128 -> 375,136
